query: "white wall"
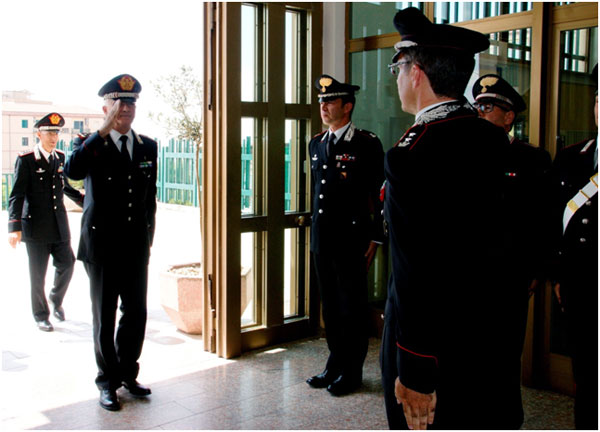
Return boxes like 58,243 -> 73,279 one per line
322,3 -> 347,82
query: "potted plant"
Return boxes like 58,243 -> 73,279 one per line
151,66 -> 205,335
159,263 -> 203,334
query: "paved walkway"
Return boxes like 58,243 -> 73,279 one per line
1,205 -> 575,429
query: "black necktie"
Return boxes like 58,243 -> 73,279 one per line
48,154 -> 54,167
326,132 -> 335,157
119,135 -> 130,162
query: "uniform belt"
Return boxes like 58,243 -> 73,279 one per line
563,173 -> 598,233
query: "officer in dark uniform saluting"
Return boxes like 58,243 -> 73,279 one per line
472,74 -> 552,356
307,75 -> 384,396
380,8 -> 523,429
65,74 -> 157,411
8,112 -> 83,332
548,65 -> 598,430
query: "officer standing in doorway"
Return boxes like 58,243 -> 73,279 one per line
472,74 -> 552,355
307,75 -> 385,396
65,74 -> 157,411
8,112 -> 83,332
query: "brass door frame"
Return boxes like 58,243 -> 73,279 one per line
203,2 -> 322,358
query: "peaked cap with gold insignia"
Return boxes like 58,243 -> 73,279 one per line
314,74 -> 360,103
34,112 -> 65,131
390,7 -> 489,64
472,74 -> 526,113
98,74 -> 142,101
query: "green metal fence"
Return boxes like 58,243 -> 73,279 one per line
240,136 -> 292,213
3,137 -> 291,212
158,139 -> 200,207
2,173 -> 14,210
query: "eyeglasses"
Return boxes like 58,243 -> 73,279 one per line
388,60 -> 412,75
473,102 -> 509,114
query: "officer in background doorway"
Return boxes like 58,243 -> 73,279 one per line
472,74 -> 552,356
65,74 -> 158,412
8,112 -> 83,332
307,75 -> 385,396
548,64 -> 598,430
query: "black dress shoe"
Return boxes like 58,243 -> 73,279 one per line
306,370 -> 339,388
122,380 -> 151,397
53,305 -> 65,322
99,389 -> 121,411
36,320 -> 54,332
327,374 -> 362,396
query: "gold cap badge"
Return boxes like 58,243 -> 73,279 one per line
480,76 -> 499,93
118,75 -> 136,91
49,114 -> 61,125
319,77 -> 333,92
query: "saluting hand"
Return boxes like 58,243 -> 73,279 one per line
8,231 -> 21,248
395,378 -> 436,430
99,99 -> 122,137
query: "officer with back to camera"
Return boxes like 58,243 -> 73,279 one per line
65,74 -> 157,411
380,8 -> 523,429
307,75 -> 385,397
8,112 -> 83,332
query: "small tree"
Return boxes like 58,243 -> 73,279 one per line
150,65 -> 203,255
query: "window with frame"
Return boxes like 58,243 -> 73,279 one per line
21,119 -> 28,128
21,137 -> 29,146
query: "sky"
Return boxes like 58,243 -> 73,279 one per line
1,0 -> 204,143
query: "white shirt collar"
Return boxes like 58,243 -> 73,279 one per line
37,144 -> 55,161
109,129 -> 133,151
328,121 -> 352,143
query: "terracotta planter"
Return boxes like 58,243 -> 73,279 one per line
159,263 -> 203,335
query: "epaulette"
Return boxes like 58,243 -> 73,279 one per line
77,132 -> 90,140
356,129 -> 378,139
55,149 -> 65,155
395,124 -> 426,149
312,130 -> 327,139
18,150 -> 34,157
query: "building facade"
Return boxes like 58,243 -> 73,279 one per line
2,91 -> 104,174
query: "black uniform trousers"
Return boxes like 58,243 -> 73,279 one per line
25,240 -> 75,321
381,297 -> 524,430
563,269 -> 598,429
84,260 -> 148,391
312,247 -> 369,379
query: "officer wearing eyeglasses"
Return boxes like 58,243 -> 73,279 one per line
380,8 -> 524,430
472,74 -> 551,360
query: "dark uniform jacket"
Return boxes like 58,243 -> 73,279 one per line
382,100 -> 523,426
309,123 -> 384,255
64,131 -> 157,265
503,137 -> 552,280
548,138 -> 598,299
9,146 -> 83,243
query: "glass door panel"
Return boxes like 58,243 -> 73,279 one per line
556,27 -> 598,151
